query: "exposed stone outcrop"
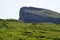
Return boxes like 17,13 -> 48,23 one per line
19,7 -> 60,24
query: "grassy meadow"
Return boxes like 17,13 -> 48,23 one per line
0,19 -> 60,40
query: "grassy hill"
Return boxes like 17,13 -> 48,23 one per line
0,19 -> 60,40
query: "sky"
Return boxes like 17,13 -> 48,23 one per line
0,0 -> 60,19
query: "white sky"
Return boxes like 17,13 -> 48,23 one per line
0,0 -> 60,19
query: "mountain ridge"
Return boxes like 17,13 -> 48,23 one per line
19,7 -> 60,24
20,7 -> 60,18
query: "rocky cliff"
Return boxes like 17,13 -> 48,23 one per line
19,7 -> 60,24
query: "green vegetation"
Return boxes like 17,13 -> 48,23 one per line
0,19 -> 60,40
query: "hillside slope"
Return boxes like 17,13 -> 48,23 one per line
0,19 -> 60,40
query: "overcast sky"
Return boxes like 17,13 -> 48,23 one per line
0,0 -> 60,19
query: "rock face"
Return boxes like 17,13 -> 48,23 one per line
19,7 -> 60,24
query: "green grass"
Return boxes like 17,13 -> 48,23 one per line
0,19 -> 60,40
